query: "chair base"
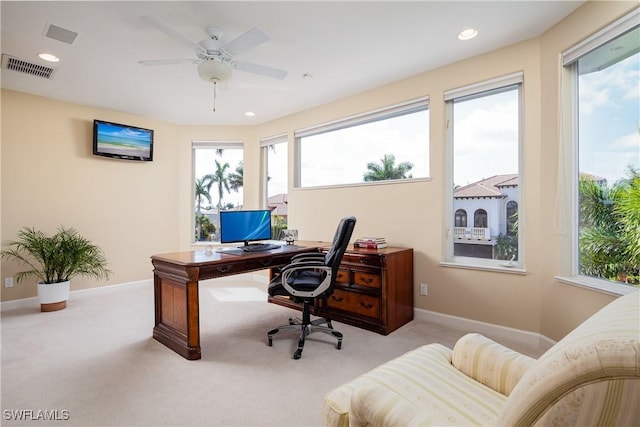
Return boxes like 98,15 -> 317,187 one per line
268,316 -> 343,359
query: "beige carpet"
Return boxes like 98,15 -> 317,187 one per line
1,275 -> 542,426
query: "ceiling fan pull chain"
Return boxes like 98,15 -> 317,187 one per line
212,80 -> 217,112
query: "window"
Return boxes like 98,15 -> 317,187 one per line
193,141 -> 244,242
295,98 -> 429,188
455,209 -> 467,227
563,10 -> 639,289
446,73 -> 522,264
474,209 -> 488,228
261,134 -> 288,239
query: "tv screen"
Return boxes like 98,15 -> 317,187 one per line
93,119 -> 153,161
219,209 -> 272,245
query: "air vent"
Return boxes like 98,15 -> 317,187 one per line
44,24 -> 78,45
1,54 -> 57,79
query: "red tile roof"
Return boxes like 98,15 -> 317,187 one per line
267,193 -> 288,216
454,174 -> 518,198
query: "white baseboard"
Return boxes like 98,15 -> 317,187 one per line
414,307 -> 556,351
0,274 -> 269,312
0,279 -> 153,312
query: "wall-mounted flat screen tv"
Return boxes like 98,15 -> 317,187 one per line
93,119 -> 154,161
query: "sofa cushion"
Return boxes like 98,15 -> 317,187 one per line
452,333 -> 536,396
323,343 -> 508,427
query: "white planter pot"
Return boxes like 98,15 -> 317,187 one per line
37,280 -> 70,312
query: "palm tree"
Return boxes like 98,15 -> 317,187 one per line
194,177 -> 212,214
203,159 -> 231,209
614,167 -> 640,279
579,167 -> 639,285
363,154 -> 413,182
228,161 -> 243,193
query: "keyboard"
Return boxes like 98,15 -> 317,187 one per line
241,243 -> 281,252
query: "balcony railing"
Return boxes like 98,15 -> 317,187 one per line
453,227 -> 491,240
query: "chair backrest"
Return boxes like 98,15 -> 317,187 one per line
324,216 -> 357,278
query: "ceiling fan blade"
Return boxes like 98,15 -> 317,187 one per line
141,15 -> 206,55
233,61 -> 287,80
222,27 -> 270,56
138,59 -> 201,66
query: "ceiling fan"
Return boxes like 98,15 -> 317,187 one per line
139,16 -> 287,110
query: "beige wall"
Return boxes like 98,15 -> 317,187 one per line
0,90 -> 182,299
536,1 -> 637,339
1,1 -> 636,341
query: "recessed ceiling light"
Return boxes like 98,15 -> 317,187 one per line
302,73 -> 313,80
38,52 -> 60,62
244,111 -> 255,117
457,28 -> 478,41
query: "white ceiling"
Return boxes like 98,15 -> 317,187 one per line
1,1 -> 585,126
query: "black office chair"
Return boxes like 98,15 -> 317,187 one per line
267,216 -> 356,359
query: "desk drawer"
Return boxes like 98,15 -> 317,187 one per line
353,271 -> 380,289
327,289 -> 380,319
335,269 -> 350,284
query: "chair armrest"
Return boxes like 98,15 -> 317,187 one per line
279,260 -> 325,274
281,264 -> 332,298
272,255 -> 324,274
290,252 -> 325,263
451,333 -> 536,396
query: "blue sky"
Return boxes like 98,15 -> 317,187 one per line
579,49 -> 639,185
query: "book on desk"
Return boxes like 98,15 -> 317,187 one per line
354,237 -> 387,249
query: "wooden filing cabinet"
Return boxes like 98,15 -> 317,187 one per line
269,246 -> 414,335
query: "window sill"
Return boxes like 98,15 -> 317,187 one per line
439,261 -> 527,275
554,276 -> 638,297
294,176 -> 432,191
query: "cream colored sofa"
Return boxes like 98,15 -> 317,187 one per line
323,292 -> 640,427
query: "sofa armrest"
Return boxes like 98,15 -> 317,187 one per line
452,333 -> 536,396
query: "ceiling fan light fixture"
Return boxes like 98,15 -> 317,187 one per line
197,59 -> 232,82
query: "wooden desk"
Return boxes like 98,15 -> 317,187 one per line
151,242 -> 325,360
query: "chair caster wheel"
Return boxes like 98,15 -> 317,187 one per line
293,349 -> 303,359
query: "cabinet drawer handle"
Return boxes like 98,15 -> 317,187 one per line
331,296 -> 344,302
259,259 -> 273,266
359,301 -> 374,309
217,265 -> 232,273
360,277 -> 374,284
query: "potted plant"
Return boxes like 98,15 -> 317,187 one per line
1,226 -> 112,312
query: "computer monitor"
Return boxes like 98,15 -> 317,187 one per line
219,209 -> 272,246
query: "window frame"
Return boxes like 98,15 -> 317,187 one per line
442,73 -> 525,272
260,133 -> 288,208
293,97 -> 430,189
192,140 -> 244,244
557,9 -> 639,296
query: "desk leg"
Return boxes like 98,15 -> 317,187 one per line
152,267 -> 201,360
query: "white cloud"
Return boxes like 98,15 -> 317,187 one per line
580,56 -> 639,115
612,132 -> 640,150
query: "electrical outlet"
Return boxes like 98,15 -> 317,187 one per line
4,277 -> 14,288
420,283 -> 428,296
